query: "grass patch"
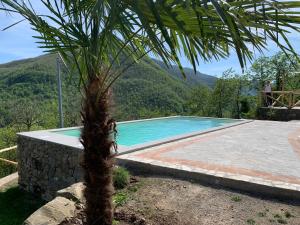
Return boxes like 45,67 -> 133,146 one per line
0,161 -> 17,179
273,214 -> 282,219
113,192 -> 129,207
128,185 -> 138,193
112,220 -> 119,225
277,218 -> 287,224
113,177 -> 144,208
284,211 -> 294,218
231,196 -> 241,202
0,149 -> 17,161
113,167 -> 130,190
0,186 -> 45,225
128,179 -> 144,193
257,211 -> 266,217
246,218 -> 256,225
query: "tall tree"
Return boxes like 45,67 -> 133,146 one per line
2,1 -> 300,224
270,52 -> 298,91
186,85 -> 212,116
249,52 -> 299,91
10,99 -> 41,131
226,72 -> 251,119
249,56 -> 273,90
211,69 -> 236,118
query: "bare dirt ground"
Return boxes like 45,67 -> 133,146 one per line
61,176 -> 300,225
115,176 -> 300,225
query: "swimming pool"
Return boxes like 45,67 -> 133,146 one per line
53,116 -> 240,147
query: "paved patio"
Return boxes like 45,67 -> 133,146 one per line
117,120 -> 300,199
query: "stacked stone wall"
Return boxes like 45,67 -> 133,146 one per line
257,108 -> 300,121
17,136 -> 83,200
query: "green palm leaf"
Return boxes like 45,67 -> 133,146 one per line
2,0 -> 300,87
1,1 -> 300,224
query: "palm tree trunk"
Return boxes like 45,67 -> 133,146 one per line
80,77 -> 114,225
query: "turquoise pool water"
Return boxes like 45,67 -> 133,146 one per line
53,117 -> 238,146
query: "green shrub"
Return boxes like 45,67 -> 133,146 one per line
113,167 -> 130,189
277,218 -> 287,224
112,220 -> 119,225
274,214 -> 282,219
257,212 -> 266,217
246,219 -> 256,225
0,149 -> 17,161
0,161 -> 17,179
0,127 -> 17,149
284,211 -> 294,218
113,192 -> 128,207
231,196 -> 241,202
240,98 -> 250,114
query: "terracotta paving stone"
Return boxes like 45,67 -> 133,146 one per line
117,120 -> 300,193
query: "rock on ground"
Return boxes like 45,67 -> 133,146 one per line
23,183 -> 84,225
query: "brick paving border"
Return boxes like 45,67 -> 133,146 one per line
117,156 -> 300,200
117,121 -> 300,200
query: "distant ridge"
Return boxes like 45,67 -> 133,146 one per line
0,54 -> 217,121
153,59 -> 217,88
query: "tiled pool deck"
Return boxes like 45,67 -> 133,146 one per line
19,116 -> 248,155
117,120 -> 300,199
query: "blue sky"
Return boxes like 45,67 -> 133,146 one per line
0,5 -> 299,77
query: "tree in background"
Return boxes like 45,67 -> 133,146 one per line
287,71 -> 300,91
249,52 -> 299,91
230,73 -> 251,119
0,127 -> 17,149
2,1 -> 300,224
64,94 -> 82,127
249,56 -> 273,90
185,85 -> 212,116
10,99 -> 41,131
0,102 -> 12,128
186,70 -> 253,119
211,69 -> 237,118
270,52 -> 299,91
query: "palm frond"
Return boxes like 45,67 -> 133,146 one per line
1,0 -> 300,88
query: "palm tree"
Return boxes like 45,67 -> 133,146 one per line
1,1 -> 300,224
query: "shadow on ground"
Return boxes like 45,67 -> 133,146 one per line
0,186 -> 44,225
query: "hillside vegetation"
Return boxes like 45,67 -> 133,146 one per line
0,54 -> 216,130
2,52 -> 297,150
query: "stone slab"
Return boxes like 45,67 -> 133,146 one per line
56,182 -> 85,203
23,196 -> 76,225
0,172 -> 18,190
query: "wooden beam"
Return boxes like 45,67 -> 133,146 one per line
272,94 -> 282,107
268,95 -> 289,107
293,100 -> 300,107
261,91 -> 300,109
0,146 -> 17,154
0,157 -> 17,165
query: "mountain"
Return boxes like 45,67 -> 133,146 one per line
0,54 -> 217,127
153,59 -> 217,88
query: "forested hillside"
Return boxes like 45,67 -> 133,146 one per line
1,52 -> 297,149
153,59 -> 217,88
0,54 -> 217,129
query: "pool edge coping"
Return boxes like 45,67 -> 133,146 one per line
17,116 -> 253,155
116,118 -> 252,156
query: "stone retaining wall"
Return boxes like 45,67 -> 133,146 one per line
17,136 -> 83,200
257,107 -> 300,121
